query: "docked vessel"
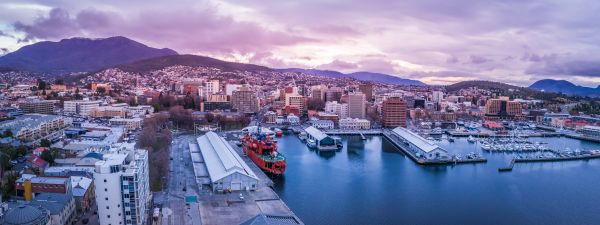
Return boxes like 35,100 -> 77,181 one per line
241,129 -> 286,175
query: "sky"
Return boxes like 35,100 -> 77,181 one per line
1,0 -> 600,87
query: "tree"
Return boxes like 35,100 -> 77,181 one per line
37,79 -> 47,90
1,171 -> 19,199
96,86 -> 107,95
2,129 -> 12,138
40,149 -> 55,164
40,138 -> 51,147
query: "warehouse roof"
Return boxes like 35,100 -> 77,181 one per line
304,126 -> 329,141
392,127 -> 446,153
196,132 -> 258,182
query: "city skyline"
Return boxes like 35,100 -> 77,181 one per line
1,0 -> 600,87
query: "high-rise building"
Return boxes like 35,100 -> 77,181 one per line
485,98 -> 523,119
382,97 -> 407,128
205,80 -> 220,94
325,101 -> 348,119
347,92 -> 366,119
358,84 -> 373,101
225,84 -> 242,96
285,94 -> 307,116
325,87 -> 343,102
20,99 -> 56,114
432,91 -> 444,103
94,143 -> 150,225
311,86 -> 325,101
231,87 -> 259,113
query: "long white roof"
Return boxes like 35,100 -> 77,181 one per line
196,132 -> 258,182
392,127 -> 446,153
304,126 -> 329,141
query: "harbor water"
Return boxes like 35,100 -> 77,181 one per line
272,134 -> 600,225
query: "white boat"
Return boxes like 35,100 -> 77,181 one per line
298,132 -> 308,141
467,135 -> 476,143
306,139 -> 317,148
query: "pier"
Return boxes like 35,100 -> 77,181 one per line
382,130 -> 487,166
498,158 -> 516,172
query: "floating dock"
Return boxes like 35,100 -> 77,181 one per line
498,158 -> 516,172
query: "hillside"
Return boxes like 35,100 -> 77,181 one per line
118,54 -> 271,73
0,36 -> 177,74
275,68 -> 425,85
530,79 -> 599,97
446,80 -> 579,102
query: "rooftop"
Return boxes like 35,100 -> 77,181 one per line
196,131 -> 258,182
392,127 -> 447,153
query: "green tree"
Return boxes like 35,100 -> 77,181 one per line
2,129 -> 12,137
40,138 -> 51,147
40,150 -> 55,164
1,171 -> 19,199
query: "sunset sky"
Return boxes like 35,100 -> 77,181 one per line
1,0 -> 600,86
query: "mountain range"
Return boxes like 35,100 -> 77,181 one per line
0,36 -> 177,74
529,79 -> 599,97
275,68 -> 426,86
0,36 -> 425,86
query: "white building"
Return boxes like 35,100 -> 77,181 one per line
339,118 -> 370,130
347,92 -> 366,119
109,118 -> 143,131
64,100 -> 102,116
287,114 -> 300,125
126,105 -> 154,118
391,127 -> 448,160
225,84 -> 242,96
196,132 -> 259,192
432,91 -> 444,103
205,80 -> 220,94
94,143 -> 150,225
313,120 -> 334,129
325,101 -> 348,119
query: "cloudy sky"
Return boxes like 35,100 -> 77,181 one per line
1,0 -> 600,87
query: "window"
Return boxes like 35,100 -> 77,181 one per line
105,188 -> 108,192
104,179 -> 107,182
105,197 -> 108,201
107,215 -> 111,218
106,206 -> 109,209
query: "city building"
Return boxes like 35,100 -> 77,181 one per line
225,84 -> 242,96
264,111 -> 277,124
313,120 -> 334,129
285,94 -> 307,116
90,106 -> 127,118
325,87 -> 343,102
0,114 -> 66,142
126,105 -> 154,118
20,99 -> 56,114
231,87 -> 259,114
29,193 -> 76,225
325,101 -> 348,119
432,91 -> 444,103
94,143 -> 150,225
205,80 -> 220,95
91,83 -> 112,92
70,176 -> 95,213
339,118 -> 371,130
109,118 -> 143,131
579,125 -> 600,138
347,92 -> 366,119
194,132 -> 259,192
391,127 -> 448,160
16,175 -> 72,197
0,204 -> 50,225
304,126 -> 337,150
359,84 -> 373,101
382,97 -> 407,128
64,100 -> 102,116
484,98 -> 523,120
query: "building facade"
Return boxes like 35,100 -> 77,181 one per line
382,97 -> 407,128
231,87 -> 259,114
347,92 -> 366,119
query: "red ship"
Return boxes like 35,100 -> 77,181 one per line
241,131 -> 286,175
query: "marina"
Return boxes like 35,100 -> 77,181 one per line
272,133 -> 600,225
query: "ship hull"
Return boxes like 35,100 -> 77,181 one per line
243,145 -> 286,175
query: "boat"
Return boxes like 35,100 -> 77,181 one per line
333,136 -> 343,149
306,139 -> 317,149
448,137 -> 455,142
241,128 -> 286,175
298,132 -> 308,141
275,128 -> 283,137
467,135 -> 476,143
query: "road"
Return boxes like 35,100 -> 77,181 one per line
159,133 -> 202,225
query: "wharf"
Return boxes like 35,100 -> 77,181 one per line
514,154 -> 600,163
498,158 -> 516,172
382,131 -> 487,166
194,139 -> 303,225
324,129 -> 383,135
565,133 -> 600,143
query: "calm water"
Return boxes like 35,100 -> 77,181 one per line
272,134 -> 600,225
